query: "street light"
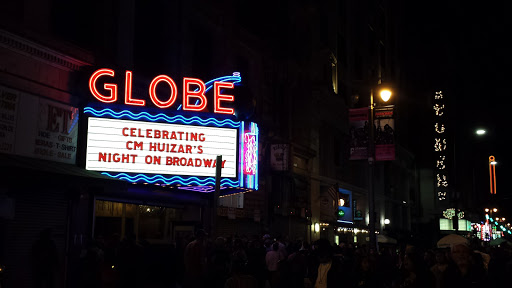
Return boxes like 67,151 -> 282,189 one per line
368,86 -> 392,250
485,207 -> 499,221
476,129 -> 486,136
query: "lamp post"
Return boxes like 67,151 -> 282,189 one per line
368,87 -> 392,250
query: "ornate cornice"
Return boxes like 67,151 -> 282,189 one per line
0,29 -> 91,71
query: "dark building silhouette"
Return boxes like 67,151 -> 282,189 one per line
0,1 -> 432,287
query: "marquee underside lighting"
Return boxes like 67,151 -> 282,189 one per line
102,172 -> 240,187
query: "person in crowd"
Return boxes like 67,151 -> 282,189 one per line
79,239 -> 104,288
117,233 -> 144,288
442,243 -> 486,288
266,242 -> 283,288
246,238 -> 267,288
376,246 -> 397,288
274,234 -> 288,260
232,237 -> 248,270
310,239 -> 342,288
284,240 -> 307,288
208,237 -> 232,288
397,245 -> 431,288
429,249 -> 449,288
423,250 -> 436,269
353,256 -> 377,288
183,229 -> 209,288
224,254 -> 258,288
263,237 -> 273,254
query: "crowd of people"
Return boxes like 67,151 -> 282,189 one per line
78,230 -> 512,288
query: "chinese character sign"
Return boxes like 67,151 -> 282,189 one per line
433,91 -> 448,201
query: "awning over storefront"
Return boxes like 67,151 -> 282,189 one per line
0,153 -> 116,181
1,153 -> 252,206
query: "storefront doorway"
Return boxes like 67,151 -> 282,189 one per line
94,199 -> 192,244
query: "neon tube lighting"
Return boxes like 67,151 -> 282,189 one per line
84,107 -> 241,128
177,73 -> 241,110
102,172 -> 239,186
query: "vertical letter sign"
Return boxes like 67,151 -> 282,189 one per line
433,91 -> 448,201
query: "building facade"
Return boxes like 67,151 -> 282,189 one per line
0,1 -> 417,287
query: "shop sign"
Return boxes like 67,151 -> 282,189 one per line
337,188 -> 353,223
0,86 -> 18,153
270,144 -> 288,171
0,85 -> 78,164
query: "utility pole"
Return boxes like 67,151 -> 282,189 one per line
211,155 -> 222,237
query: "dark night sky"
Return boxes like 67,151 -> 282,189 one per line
400,2 -> 508,218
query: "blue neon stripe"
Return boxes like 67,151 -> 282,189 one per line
101,172 -> 239,186
239,121 -> 244,188
84,107 -> 241,128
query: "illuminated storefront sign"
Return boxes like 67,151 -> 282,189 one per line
84,69 -> 258,190
337,188 -> 353,224
442,208 -> 464,220
0,85 -> 79,164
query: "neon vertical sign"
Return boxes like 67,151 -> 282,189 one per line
243,134 -> 257,175
241,122 -> 258,189
489,155 -> 496,195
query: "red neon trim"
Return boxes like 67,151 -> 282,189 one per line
491,165 -> 496,195
89,68 -> 117,103
183,78 -> 207,111
214,81 -> 235,114
489,156 -> 496,195
489,163 -> 493,194
125,71 -> 145,106
149,75 -> 178,108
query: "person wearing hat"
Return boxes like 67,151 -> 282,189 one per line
184,229 -> 209,288
441,243 -> 487,288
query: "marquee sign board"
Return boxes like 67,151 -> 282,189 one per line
83,69 -> 258,189
86,117 -> 238,177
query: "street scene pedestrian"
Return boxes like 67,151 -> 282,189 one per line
61,231 -> 512,288
0,1 -> 507,288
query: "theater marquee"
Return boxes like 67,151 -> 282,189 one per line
84,68 -> 258,190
